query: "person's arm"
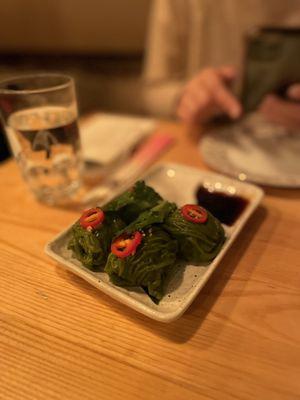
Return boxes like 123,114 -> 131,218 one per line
142,0 -> 187,117
143,1 -> 243,122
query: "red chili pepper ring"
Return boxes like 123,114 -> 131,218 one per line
181,204 -> 208,224
111,231 -> 143,258
79,207 -> 105,229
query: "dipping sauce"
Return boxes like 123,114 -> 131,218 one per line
196,186 -> 249,226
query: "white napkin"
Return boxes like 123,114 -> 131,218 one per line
80,113 -> 157,165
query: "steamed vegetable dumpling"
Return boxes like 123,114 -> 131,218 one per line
103,181 -> 162,223
163,204 -> 225,264
105,226 -> 178,301
68,210 -> 125,270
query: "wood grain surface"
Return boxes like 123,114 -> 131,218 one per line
0,122 -> 300,400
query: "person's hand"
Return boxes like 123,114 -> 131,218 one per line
176,66 -> 242,124
259,84 -> 300,131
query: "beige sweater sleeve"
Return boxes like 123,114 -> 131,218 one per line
142,0 -> 187,117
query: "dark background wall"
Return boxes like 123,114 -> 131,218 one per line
0,0 -> 151,162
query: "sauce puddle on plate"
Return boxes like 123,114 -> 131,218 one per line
196,186 -> 249,226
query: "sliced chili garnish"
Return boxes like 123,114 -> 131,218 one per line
79,207 -> 105,229
181,204 -> 208,224
111,231 -> 143,258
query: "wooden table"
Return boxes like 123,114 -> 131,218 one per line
1,122 -> 300,400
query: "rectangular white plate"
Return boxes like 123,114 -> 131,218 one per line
45,163 -> 264,322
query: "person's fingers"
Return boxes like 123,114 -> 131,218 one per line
217,65 -> 237,81
176,105 -> 191,123
177,66 -> 240,124
204,76 -> 241,119
177,106 -> 195,124
198,69 -> 241,119
177,94 -> 200,123
214,85 -> 241,118
188,87 -> 212,110
190,87 -> 224,122
260,94 -> 300,130
177,92 -> 217,124
177,85 -> 209,122
260,94 -> 295,116
287,84 -> 300,101
259,94 -> 277,114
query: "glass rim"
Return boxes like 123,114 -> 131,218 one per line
0,73 -> 74,95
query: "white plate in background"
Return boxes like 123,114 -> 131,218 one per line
45,163 -> 263,322
200,113 -> 300,188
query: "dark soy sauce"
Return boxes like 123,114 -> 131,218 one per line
196,186 -> 249,226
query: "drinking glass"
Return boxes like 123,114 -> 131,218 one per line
0,73 -> 83,205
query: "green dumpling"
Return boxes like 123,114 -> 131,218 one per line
68,212 -> 125,270
115,200 -> 176,236
103,180 -> 162,223
163,207 -> 225,264
104,226 -> 178,302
